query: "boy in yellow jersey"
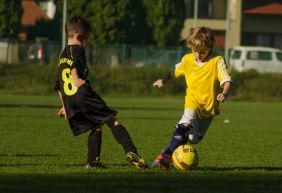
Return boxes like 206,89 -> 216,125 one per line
54,15 -> 147,169
151,27 -> 232,169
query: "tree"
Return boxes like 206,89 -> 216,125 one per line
54,0 -> 185,46
143,0 -> 185,47
88,0 -> 149,45
0,0 -> 23,38
65,0 -> 149,45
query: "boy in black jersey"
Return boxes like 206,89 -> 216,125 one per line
55,15 -> 147,169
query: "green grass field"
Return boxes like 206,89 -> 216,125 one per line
0,94 -> 281,193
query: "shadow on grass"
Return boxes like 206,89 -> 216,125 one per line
0,154 -> 61,157
0,171 -> 281,193
0,104 -> 180,111
197,166 -> 282,171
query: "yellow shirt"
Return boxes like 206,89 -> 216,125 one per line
174,52 -> 231,118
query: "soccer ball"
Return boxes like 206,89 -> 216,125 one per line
172,144 -> 199,170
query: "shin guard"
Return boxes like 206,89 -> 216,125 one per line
168,124 -> 190,153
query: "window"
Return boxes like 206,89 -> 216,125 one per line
247,51 -> 272,61
185,0 -> 226,19
256,35 -> 271,47
231,50 -> 241,59
276,52 -> 282,62
274,35 -> 282,49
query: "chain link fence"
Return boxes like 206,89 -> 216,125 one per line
0,39 -> 188,67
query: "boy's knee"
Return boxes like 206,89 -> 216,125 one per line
106,116 -> 121,128
176,123 -> 191,135
95,127 -> 102,132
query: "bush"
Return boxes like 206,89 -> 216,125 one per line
0,63 -> 282,101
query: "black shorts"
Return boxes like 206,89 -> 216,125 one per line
67,84 -> 117,136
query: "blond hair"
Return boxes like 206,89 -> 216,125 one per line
186,27 -> 215,51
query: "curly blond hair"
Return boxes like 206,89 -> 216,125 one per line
186,27 -> 216,51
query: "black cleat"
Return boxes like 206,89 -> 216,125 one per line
125,151 -> 149,169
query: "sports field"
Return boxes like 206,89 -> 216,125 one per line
0,94 -> 281,193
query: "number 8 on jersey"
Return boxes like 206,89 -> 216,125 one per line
61,68 -> 77,96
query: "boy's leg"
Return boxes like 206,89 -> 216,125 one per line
87,127 -> 106,168
151,124 -> 191,169
167,124 -> 191,154
152,114 -> 213,169
106,117 -> 137,153
106,117 -> 148,169
151,109 -> 195,169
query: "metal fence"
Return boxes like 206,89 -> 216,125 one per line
0,40 -> 188,67
89,44 -> 187,67
0,39 -> 62,65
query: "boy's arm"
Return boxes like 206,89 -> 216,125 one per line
57,91 -> 67,119
217,81 -> 231,102
153,61 -> 185,88
153,71 -> 172,88
71,68 -> 85,88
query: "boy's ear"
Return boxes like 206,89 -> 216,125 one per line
77,34 -> 83,42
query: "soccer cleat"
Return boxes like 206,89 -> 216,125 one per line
85,161 -> 107,169
125,151 -> 148,169
150,149 -> 172,169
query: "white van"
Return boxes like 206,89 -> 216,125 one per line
229,46 -> 282,73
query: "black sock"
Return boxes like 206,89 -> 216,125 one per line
109,124 -> 137,154
87,129 -> 102,164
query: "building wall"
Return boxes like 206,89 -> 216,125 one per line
243,15 -> 282,33
242,14 -> 282,48
181,0 -> 242,49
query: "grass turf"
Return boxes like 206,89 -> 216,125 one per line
0,94 -> 281,193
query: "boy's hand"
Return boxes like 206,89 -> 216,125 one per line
58,107 -> 67,120
153,79 -> 165,88
217,93 -> 228,102
73,78 -> 85,88
71,68 -> 85,88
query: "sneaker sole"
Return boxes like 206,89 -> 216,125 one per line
125,153 -> 148,169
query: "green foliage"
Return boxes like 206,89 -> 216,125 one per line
65,0 -> 150,45
231,70 -> 282,101
55,0 -> 184,46
1,63 -> 282,101
143,0 -> 185,47
0,0 -> 22,38
0,63 -> 185,96
0,64 -> 57,95
87,66 -> 186,96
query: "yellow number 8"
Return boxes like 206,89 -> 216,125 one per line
62,68 -> 77,96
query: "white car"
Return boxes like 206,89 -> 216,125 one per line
229,46 -> 282,73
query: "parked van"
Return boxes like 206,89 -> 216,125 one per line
229,46 -> 282,73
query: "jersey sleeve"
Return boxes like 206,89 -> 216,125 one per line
69,46 -> 84,69
217,57 -> 232,87
69,45 -> 87,79
174,56 -> 186,78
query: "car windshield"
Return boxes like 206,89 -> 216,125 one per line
231,50 -> 241,59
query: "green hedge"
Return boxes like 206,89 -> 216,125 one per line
0,63 -> 282,101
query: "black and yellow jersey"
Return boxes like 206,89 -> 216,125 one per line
54,45 -> 116,136
55,45 -> 88,118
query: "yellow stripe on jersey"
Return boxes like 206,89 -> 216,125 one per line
174,52 -> 231,118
